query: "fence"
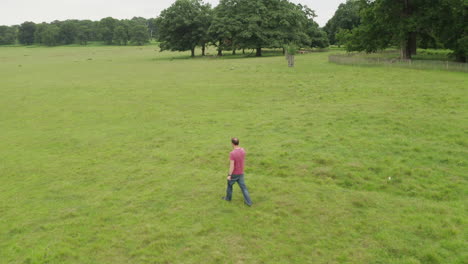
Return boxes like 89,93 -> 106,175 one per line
329,54 -> 468,73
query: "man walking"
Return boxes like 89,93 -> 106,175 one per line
223,137 -> 253,206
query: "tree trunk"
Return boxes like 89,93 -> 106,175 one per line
217,40 -> 223,56
458,55 -> 466,63
256,47 -> 262,57
191,48 -> 195,57
232,49 -> 236,55
400,38 -> 412,60
282,48 -> 286,55
242,49 -> 245,54
400,0 -> 413,60
409,32 -> 417,55
202,45 -> 206,56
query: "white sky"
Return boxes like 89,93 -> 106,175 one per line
0,0 -> 345,27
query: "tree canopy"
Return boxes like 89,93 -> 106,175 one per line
157,0 -> 327,57
156,0 -> 212,57
0,26 -> 16,45
323,0 -> 361,46
18,22 -> 36,45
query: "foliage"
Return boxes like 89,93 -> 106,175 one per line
146,18 -> 159,39
0,26 -> 16,45
42,25 -> 61,46
98,17 -> 118,45
431,0 -> 467,62
343,0 -> 467,61
345,0 -> 410,56
33,23 -> 47,44
18,21 -> 36,45
76,21 -> 94,45
206,0 -> 326,56
2,0 -> 330,51
130,24 -> 150,45
130,16 -> 147,26
232,0 -> 307,55
208,0 -> 244,55
452,35 -> 468,61
58,20 -> 79,45
285,44 -> 298,55
113,24 -> 129,46
335,28 -> 352,47
323,0 -> 361,45
307,21 -> 330,48
0,18 -> 153,47
156,0 -> 212,57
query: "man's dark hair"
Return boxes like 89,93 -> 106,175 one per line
231,137 -> 239,145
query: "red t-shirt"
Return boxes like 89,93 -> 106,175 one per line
230,148 -> 246,175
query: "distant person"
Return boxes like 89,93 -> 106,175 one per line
222,137 -> 253,206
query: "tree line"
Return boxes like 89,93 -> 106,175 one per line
324,0 -> 467,62
1,0 -> 465,61
0,0 -> 329,56
0,17 -> 157,46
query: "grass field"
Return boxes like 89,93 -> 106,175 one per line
328,49 -> 468,73
0,45 -> 466,264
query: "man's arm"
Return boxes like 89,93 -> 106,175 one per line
227,160 -> 235,180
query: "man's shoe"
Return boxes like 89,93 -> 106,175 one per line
222,197 -> 231,201
244,202 -> 252,207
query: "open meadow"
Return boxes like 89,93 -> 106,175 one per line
0,45 -> 466,264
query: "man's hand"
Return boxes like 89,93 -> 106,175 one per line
228,160 -> 235,181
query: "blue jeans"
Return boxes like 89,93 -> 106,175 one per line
225,174 -> 252,206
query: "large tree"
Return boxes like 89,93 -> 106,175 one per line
217,0 -> 321,56
76,20 -> 95,45
323,0 -> 361,45
307,21 -> 330,48
232,0 -> 277,56
98,17 -> 117,44
346,0 -> 466,61
55,20 -> 79,45
18,22 -> 36,45
41,24 -> 61,46
130,24 -> 150,45
431,0 -> 467,62
276,3 -> 315,50
113,22 -> 129,45
195,3 -> 212,55
156,0 -> 212,57
34,23 -> 47,44
209,0 -> 244,56
345,0 -> 418,59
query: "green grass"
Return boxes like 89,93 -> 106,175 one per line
328,48 -> 454,61
0,46 -> 466,264
329,50 -> 468,73
333,48 -> 457,62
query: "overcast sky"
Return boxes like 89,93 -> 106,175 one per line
0,0 -> 345,27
